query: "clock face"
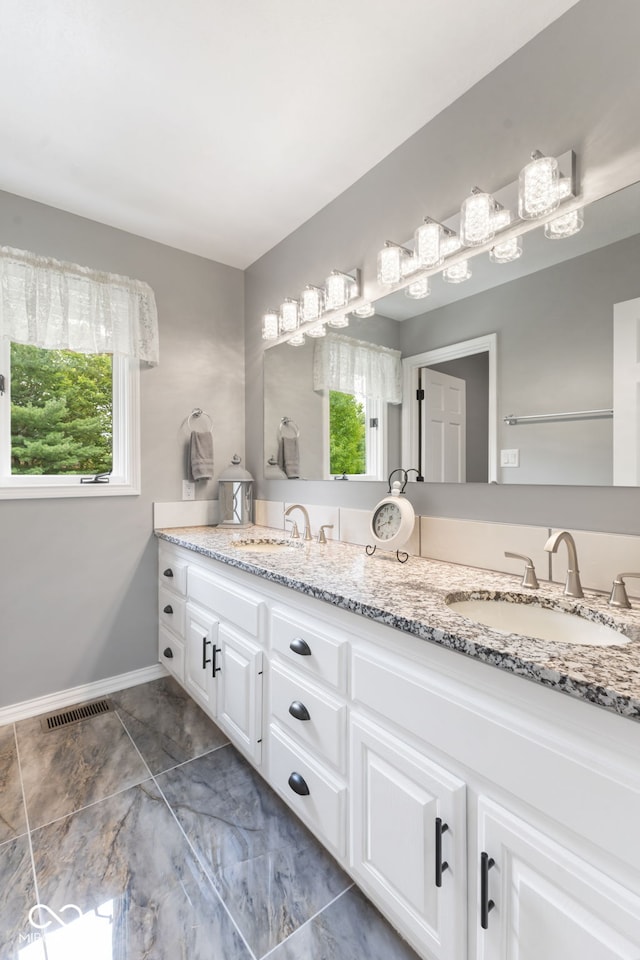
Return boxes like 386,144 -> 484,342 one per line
372,502 -> 402,541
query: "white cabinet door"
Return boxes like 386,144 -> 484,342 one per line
185,602 -> 218,715
350,712 -> 467,960
475,796 -> 640,960
217,623 -> 263,765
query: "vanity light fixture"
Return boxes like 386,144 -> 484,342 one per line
306,322 -> 327,337
352,301 -> 375,318
544,207 -> 584,239
405,276 -> 430,299
262,309 -> 279,340
300,284 -> 325,323
415,218 -> 445,268
441,228 -> 462,256
280,298 -> 299,333
327,312 -> 349,328
377,242 -> 415,286
442,259 -> 472,283
325,270 -> 358,310
518,150 -> 561,219
460,187 -> 497,247
287,331 -> 306,346
489,235 -> 523,263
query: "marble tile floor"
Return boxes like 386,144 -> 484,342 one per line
0,676 -> 420,960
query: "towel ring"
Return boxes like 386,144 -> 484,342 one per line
279,416 -> 300,439
187,408 -> 213,432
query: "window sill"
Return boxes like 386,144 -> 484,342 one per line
0,481 -> 140,500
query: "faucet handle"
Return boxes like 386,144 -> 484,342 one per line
608,572 -> 640,609
504,552 -> 539,589
317,524 -> 334,544
285,518 -> 300,539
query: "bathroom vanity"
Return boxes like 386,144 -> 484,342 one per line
156,525 -> 640,960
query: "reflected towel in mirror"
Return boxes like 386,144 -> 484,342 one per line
277,436 -> 299,478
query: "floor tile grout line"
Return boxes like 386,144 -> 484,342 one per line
115,712 -> 260,960
258,882 -> 356,960
22,775 -> 155,835
13,722 -> 49,959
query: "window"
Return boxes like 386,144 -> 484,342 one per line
0,340 -> 140,498
328,390 -> 384,479
0,244 -> 157,498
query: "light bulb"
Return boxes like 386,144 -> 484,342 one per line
301,285 -> 324,323
518,152 -> 560,219
306,323 -> 326,337
405,276 -> 430,299
352,302 -> 375,318
490,236 -> 523,263
377,244 -> 404,285
460,188 -> 495,246
415,220 -> 444,268
280,298 -> 299,333
325,271 -> 355,310
442,260 -> 472,283
287,331 -> 305,346
327,313 -> 349,328
544,208 -> 584,239
262,310 -> 279,340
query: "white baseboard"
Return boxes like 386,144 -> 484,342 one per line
0,663 -> 167,726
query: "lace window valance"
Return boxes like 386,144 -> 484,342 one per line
0,246 -> 159,364
313,333 -> 402,404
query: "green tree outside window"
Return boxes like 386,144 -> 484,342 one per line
329,390 -> 366,475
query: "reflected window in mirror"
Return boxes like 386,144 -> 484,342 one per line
328,390 -> 385,479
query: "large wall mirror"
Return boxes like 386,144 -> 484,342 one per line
264,178 -> 640,486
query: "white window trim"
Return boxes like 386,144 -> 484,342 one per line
0,341 -> 140,499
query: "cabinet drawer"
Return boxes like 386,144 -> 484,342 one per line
189,567 -> 264,636
271,608 -> 348,691
159,624 -> 185,683
270,662 -> 346,772
158,586 -> 186,638
159,553 -> 188,596
268,723 -> 346,859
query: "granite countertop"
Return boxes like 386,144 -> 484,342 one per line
156,525 -> 640,723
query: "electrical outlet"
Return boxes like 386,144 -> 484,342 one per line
182,480 -> 195,501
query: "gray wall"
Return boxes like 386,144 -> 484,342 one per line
0,190 -> 244,708
244,0 -> 640,533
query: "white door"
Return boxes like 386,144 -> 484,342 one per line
422,367 -> 466,482
185,602 -> 217,715
217,623 -> 263,764
474,796 -> 640,960
350,712 -> 467,960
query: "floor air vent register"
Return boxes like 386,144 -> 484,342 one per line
42,698 -> 113,731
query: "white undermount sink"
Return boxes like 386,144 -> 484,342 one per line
230,536 -> 303,553
446,594 -> 631,647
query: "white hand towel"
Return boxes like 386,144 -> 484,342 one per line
189,430 -> 214,480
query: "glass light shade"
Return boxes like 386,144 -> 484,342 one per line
280,298 -> 299,333
377,244 -> 404,285
489,236 -> 523,263
287,331 -> 305,346
441,230 -> 462,257
306,323 -> 326,337
352,301 -> 375,318
442,260 -> 472,283
415,220 -> 444,268
325,272 -> 354,310
405,276 -> 430,299
460,190 -> 495,246
327,313 -> 349,328
401,253 -> 418,277
300,285 -> 324,323
262,310 -> 279,340
518,154 -> 560,219
544,208 -> 584,239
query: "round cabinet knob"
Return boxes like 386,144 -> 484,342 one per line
288,700 -> 311,721
163,647 -> 174,659
288,772 -> 310,796
163,568 -> 174,578
163,604 -> 173,614
289,637 -> 312,656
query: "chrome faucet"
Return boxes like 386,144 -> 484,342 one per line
284,504 -> 312,541
544,530 -> 583,598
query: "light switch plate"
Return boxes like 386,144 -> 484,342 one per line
500,449 -> 520,467
182,480 -> 195,501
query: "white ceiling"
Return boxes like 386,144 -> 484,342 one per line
0,1 -> 580,269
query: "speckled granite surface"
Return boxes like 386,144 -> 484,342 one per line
156,525 -> 640,723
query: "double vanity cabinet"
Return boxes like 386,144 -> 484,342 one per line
157,532 -> 640,960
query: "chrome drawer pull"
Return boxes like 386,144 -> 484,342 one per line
288,772 -> 310,796
289,637 -> 312,656
288,700 -> 311,721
